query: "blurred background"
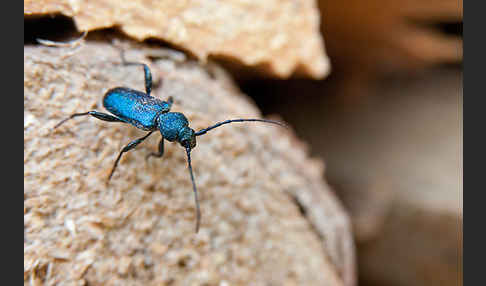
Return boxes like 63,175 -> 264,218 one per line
243,0 -> 463,285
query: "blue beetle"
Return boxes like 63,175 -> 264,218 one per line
54,54 -> 285,233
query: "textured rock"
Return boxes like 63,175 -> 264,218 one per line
24,41 -> 354,286
24,0 -> 330,79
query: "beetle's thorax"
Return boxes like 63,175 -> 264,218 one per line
157,112 -> 196,148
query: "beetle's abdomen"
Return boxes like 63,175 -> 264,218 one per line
158,112 -> 189,141
103,87 -> 171,130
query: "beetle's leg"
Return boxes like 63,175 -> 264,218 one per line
120,50 -> 153,95
54,111 -> 124,129
159,96 -> 173,114
146,138 -> 165,160
108,131 -> 154,181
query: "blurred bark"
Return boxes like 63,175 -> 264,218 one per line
318,0 -> 462,78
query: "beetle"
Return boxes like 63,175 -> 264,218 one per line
54,53 -> 285,233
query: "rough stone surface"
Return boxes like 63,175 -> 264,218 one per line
24,41 -> 354,286
24,0 -> 330,79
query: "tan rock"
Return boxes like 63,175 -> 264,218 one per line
24,0 -> 330,79
24,41 -> 353,285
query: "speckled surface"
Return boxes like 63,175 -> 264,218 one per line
24,41 -> 354,286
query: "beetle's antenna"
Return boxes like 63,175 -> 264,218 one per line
195,118 -> 286,136
185,147 -> 201,233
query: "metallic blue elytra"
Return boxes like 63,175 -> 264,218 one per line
103,87 -> 172,131
53,54 -> 285,234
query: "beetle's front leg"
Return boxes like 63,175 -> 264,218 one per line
146,138 -> 165,160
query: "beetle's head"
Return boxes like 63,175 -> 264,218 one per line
178,126 -> 197,149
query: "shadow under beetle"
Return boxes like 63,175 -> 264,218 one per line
54,52 -> 285,233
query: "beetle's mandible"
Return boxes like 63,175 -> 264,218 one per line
54,52 -> 285,233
